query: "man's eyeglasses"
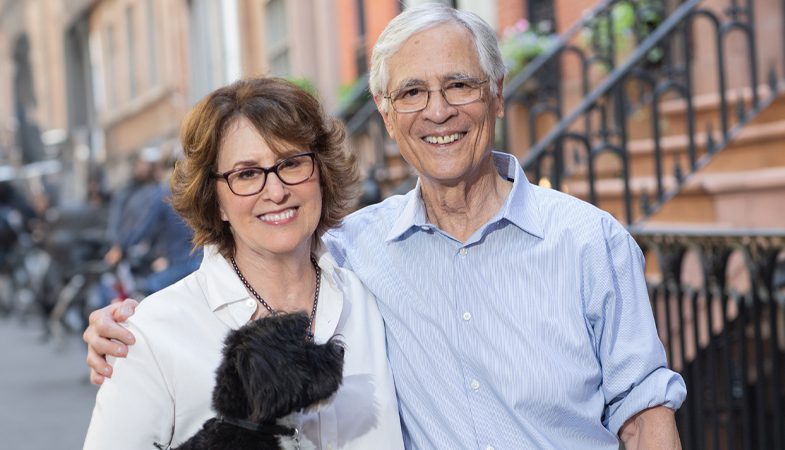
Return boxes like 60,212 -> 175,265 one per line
213,152 -> 316,196
384,78 -> 489,113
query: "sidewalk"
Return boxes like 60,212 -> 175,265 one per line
0,316 -> 97,450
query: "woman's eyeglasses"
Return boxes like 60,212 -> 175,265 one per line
213,152 -> 316,196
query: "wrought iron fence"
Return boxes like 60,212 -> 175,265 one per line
505,0 -> 783,225
633,228 -> 785,450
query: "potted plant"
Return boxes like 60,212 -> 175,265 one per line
580,0 -> 664,68
500,19 -> 558,81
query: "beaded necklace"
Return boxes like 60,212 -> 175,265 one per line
229,254 -> 321,342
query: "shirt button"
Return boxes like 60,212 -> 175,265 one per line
486,446 -> 495,450
459,247 -> 468,256
470,379 -> 480,390
463,312 -> 472,321
245,299 -> 256,308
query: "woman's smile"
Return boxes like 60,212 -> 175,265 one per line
258,207 -> 298,224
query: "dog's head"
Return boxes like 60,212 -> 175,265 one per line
211,312 -> 345,423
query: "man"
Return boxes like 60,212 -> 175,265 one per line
102,147 -> 165,270
99,148 -> 200,303
83,4 -> 685,449
111,181 -> 202,298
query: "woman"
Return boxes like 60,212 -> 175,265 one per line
84,78 -> 403,450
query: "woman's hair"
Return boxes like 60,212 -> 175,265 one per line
369,3 -> 505,112
171,77 -> 359,257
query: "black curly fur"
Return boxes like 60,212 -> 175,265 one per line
172,312 -> 345,450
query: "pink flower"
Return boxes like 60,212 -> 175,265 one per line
515,19 -> 530,33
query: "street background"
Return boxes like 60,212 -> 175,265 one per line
0,317 -> 96,450
1,1 -> 784,449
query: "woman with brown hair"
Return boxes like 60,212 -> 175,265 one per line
84,77 -> 403,449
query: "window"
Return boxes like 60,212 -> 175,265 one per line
265,0 -> 289,76
355,0 -> 367,74
145,0 -> 158,87
105,24 -> 116,107
188,0 -> 226,102
125,5 -> 136,97
528,0 -> 556,33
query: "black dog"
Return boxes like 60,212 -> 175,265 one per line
173,312 -> 345,450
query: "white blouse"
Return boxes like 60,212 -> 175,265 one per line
84,245 -> 404,450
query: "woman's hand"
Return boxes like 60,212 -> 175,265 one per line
83,299 -> 139,384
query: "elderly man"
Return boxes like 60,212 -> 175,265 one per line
83,4 -> 685,449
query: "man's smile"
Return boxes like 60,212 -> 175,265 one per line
422,132 -> 466,145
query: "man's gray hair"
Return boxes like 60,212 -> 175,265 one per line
370,3 -> 505,112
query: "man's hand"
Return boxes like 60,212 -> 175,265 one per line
83,299 -> 139,385
619,406 -> 682,449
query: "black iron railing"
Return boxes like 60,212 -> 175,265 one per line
500,0 -> 660,151
335,74 -> 411,202
633,228 -> 785,450
513,0 -> 783,225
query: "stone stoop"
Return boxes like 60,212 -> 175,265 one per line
562,86 -> 785,226
566,164 -> 785,226
626,81 -> 784,141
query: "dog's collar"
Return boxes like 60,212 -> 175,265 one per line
217,415 -> 297,437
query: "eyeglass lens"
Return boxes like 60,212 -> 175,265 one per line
227,153 -> 314,196
391,80 -> 485,112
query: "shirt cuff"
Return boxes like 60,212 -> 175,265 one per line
607,367 -> 687,435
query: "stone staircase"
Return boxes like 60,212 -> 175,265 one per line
564,83 -> 785,226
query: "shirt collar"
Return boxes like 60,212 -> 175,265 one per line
492,152 -> 545,240
385,179 -> 429,242
385,151 -> 544,242
198,243 -> 344,336
200,245 -> 249,313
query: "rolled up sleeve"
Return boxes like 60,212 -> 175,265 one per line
591,219 -> 687,435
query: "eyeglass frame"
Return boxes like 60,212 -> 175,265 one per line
383,78 -> 490,113
212,151 -> 317,197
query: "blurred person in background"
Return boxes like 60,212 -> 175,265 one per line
0,180 -> 38,315
113,163 -> 202,299
103,147 -> 163,268
86,166 -> 111,208
99,148 -> 200,303
0,179 -> 38,278
0,180 -> 37,249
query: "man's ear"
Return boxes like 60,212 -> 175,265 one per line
373,95 -> 396,138
494,77 -> 505,119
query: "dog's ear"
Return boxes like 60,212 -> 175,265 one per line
211,321 -> 261,418
211,348 -> 250,418
234,340 -> 291,422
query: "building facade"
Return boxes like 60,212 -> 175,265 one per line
0,0 -> 362,197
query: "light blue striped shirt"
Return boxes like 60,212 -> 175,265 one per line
325,152 -> 686,450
